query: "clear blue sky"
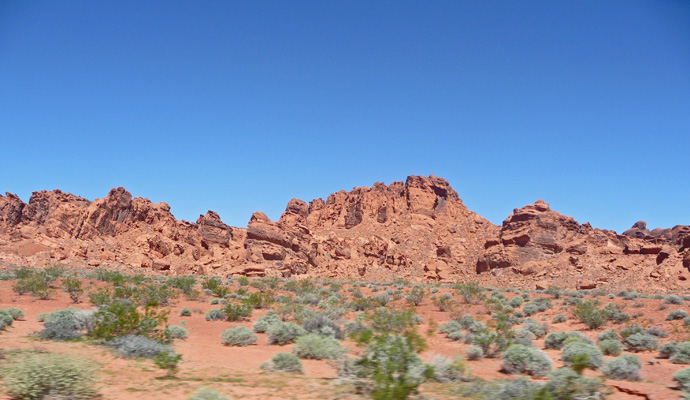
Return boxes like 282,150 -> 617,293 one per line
1,1 -> 688,233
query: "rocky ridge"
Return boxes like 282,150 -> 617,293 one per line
1,175 -> 689,291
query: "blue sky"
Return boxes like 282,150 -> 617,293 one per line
1,1 -> 688,233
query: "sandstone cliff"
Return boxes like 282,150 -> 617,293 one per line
1,176 -> 688,291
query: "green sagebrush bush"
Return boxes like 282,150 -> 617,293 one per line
205,308 -> 226,321
428,355 -> 467,382
671,342 -> 690,364
91,300 -> 168,341
598,339 -> 623,356
602,354 -> 642,381
466,344 -> 484,360
223,302 -> 252,321
107,334 -> 172,359
188,388 -> 228,400
561,341 -> 603,369
293,333 -> 347,359
500,344 -> 553,377
302,314 -> 344,339
252,310 -> 281,333
267,321 -> 307,345
1,351 -> 98,400
624,332 -> 659,352
674,368 -> 690,392
544,331 -> 592,350
164,325 -> 189,340
261,352 -> 303,373
667,309 -> 688,321
221,326 -> 257,347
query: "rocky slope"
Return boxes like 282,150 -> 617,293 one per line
1,175 -> 688,291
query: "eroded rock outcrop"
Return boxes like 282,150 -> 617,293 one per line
1,176 -> 688,291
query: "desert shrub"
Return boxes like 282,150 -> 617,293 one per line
552,313 -> 567,323
511,329 -> 536,346
164,325 -> 189,340
597,329 -> 620,342
439,320 -> 462,336
667,309 -> 688,321
293,333 -> 347,359
500,344 -> 553,377
544,331 -> 591,350
223,302 -> 252,322
0,310 -> 15,328
659,341 -> 679,358
0,351 -> 98,400
13,272 -> 53,299
665,295 -> 684,305
188,388 -> 228,400
671,343 -> 690,364
433,295 -> 452,311
205,309 -> 226,321
448,330 -> 464,342
620,324 -> 645,338
467,320 -> 487,334
466,345 -> 484,360
220,326 -> 257,347
262,352 -> 303,373
561,341 -> 603,369
522,318 -> 548,339
646,327 -> 668,338
456,281 -> 485,304
302,314 -> 344,339
5,307 -> 25,320
546,368 -> 603,399
602,354 -> 642,381
61,277 -> 84,303
210,298 -> 220,305
429,355 -> 467,382
107,335 -> 171,359
153,351 -> 182,377
39,318 -> 84,341
598,339 -> 623,356
573,299 -> 608,329
267,322 -> 306,345
457,315 -> 476,329
90,300 -> 168,341
509,296 -> 523,308
178,308 -> 191,317
624,333 -> 659,352
674,368 -> 690,391
523,297 -> 552,316
253,310 -> 282,333
355,334 -> 429,400
405,286 -> 426,306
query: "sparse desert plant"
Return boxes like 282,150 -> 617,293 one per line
456,281 -> 485,304
602,354 -> 642,381
107,335 -> 172,359
205,309 -> 226,321
665,295 -> 684,305
253,310 -> 282,333
667,309 -> 688,321
292,333 -> 347,359
180,307 -> 192,316
302,314 -> 344,339
223,302 -> 252,321
188,387 -> 228,400
674,368 -> 690,391
439,320 -> 462,336
573,299 -> 607,329
90,300 -> 168,341
221,326 -> 257,347
522,318 -> 548,339
466,344 -> 484,360
546,368 -> 603,399
597,329 -> 620,342
261,352 -> 303,373
659,342 -> 679,359
598,339 -> 623,356
561,341 -> 603,369
267,322 -> 306,345
164,325 -> 189,340
500,344 -> 553,377
62,276 -> 84,303
544,331 -> 592,350
552,313 -> 567,323
624,332 -> 659,352
0,351 -> 98,400
671,342 -> 690,364
406,286 -> 426,306
153,351 -> 182,377
428,355 -> 467,382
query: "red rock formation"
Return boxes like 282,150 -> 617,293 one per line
0,176 -> 688,291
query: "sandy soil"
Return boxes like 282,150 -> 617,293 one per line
0,278 -> 688,399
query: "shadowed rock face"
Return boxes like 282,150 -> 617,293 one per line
1,176 -> 689,291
